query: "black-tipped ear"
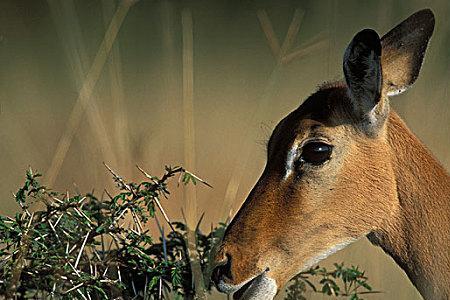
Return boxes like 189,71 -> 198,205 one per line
381,9 -> 435,96
343,29 -> 382,117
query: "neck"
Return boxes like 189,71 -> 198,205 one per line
369,111 -> 450,299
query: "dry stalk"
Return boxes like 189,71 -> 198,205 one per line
256,9 -> 281,58
5,213 -> 35,299
46,0 -> 133,186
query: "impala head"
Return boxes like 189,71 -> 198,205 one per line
212,9 -> 435,299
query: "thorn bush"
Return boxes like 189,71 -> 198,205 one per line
0,167 -> 377,299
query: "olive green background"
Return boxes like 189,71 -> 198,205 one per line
1,0 -> 449,299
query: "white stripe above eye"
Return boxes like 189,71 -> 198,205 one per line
284,142 -> 300,180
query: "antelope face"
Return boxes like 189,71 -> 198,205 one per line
212,9 -> 435,300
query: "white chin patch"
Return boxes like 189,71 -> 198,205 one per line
217,279 -> 247,295
218,273 -> 278,300
240,274 -> 277,300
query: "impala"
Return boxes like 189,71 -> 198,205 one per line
212,9 -> 450,300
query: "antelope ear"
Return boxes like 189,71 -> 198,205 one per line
381,9 -> 435,96
343,29 -> 382,118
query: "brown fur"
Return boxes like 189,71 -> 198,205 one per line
215,90 -> 450,300
212,9 -> 448,300
369,112 -> 450,299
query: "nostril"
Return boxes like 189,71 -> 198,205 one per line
212,253 -> 233,285
217,253 -> 230,266
222,253 -> 233,279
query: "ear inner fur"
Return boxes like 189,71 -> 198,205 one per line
381,9 -> 435,96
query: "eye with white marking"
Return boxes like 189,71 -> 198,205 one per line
299,142 -> 333,165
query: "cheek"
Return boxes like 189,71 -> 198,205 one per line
330,150 -> 397,227
260,218 -> 358,288
292,160 -> 343,207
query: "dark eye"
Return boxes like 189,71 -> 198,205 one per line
300,142 -> 333,165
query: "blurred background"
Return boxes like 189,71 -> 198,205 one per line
0,0 -> 449,298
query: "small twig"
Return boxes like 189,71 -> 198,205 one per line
77,196 -> 87,204
114,207 -> 128,223
129,209 -> 143,234
117,264 -> 122,283
136,165 -> 158,184
74,232 -> 90,269
69,244 -> 78,255
74,208 -> 94,228
104,189 -> 114,200
153,197 -> 176,232
52,196 -> 64,204
53,213 -> 64,227
68,262 -> 81,277
47,220 -> 61,242
158,277 -> 163,300
103,162 -> 137,197
143,276 -> 149,300
16,198 -> 32,217
89,257 -> 94,276
183,170 -> 213,188
131,278 -> 137,296
63,282 -> 84,295
102,266 -> 110,278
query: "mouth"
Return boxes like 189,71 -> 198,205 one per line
217,269 -> 277,300
232,275 -> 258,300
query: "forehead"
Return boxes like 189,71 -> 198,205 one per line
268,84 -> 349,152
295,83 -> 348,123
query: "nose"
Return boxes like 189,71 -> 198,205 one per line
211,252 -> 233,287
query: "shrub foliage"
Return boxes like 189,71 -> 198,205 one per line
0,167 -> 375,299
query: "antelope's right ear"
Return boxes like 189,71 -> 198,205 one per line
381,9 -> 435,96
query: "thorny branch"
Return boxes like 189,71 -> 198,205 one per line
0,165 -> 216,299
0,167 -> 375,300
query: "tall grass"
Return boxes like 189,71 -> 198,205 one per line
45,0 -> 133,186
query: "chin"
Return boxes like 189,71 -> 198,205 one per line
217,272 -> 278,300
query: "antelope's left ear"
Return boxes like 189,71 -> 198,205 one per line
343,28 -> 382,119
381,9 -> 435,96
